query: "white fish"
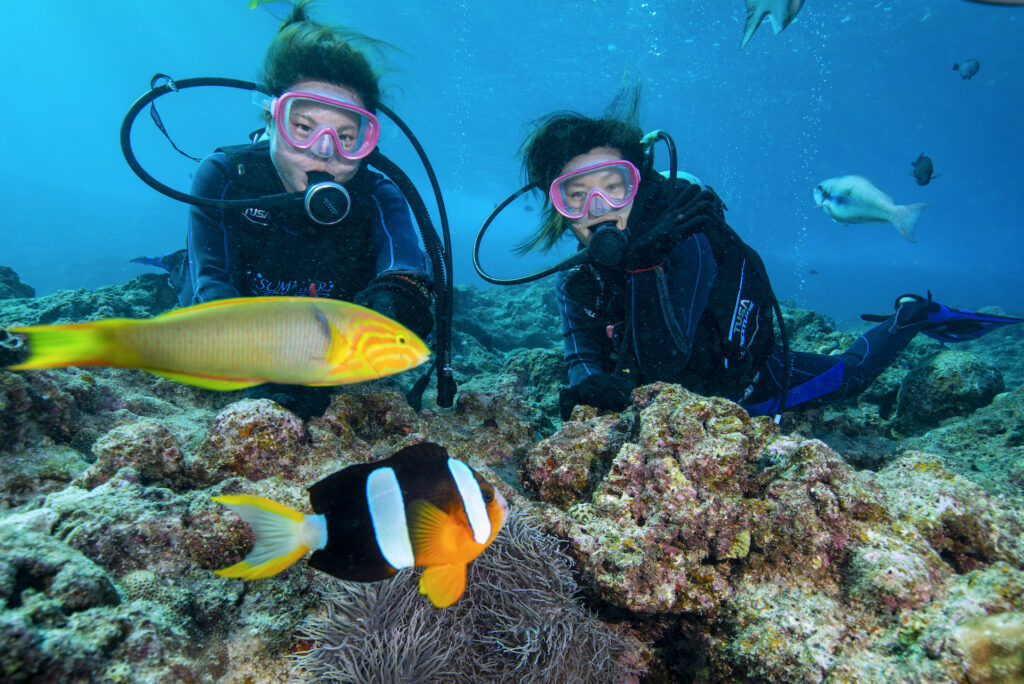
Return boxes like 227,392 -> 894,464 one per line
741,0 -> 807,49
813,176 -> 926,244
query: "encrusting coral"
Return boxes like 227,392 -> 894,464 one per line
2,270 -> 1024,681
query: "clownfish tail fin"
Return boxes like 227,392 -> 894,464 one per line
213,495 -> 327,580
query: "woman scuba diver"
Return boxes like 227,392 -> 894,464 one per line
475,91 -> 1022,420
125,1 -> 457,414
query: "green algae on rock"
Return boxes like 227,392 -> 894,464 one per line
896,349 -> 1005,432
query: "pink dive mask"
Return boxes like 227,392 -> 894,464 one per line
549,160 -> 641,220
263,90 -> 380,160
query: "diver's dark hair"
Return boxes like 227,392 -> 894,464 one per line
259,0 -> 387,110
517,84 -> 649,253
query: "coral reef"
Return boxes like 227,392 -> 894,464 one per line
527,382 -> 1024,680
1,272 -> 1023,682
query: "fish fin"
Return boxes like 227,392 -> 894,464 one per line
213,495 -> 317,579
148,370 -> 263,391
740,0 -> 769,48
7,320 -> 132,370
893,203 -> 926,244
313,306 -> 354,367
152,296 -> 278,320
408,499 -> 463,566
419,564 -> 468,608
215,545 -> 309,579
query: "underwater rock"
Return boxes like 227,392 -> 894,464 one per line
844,527 -> 948,612
951,610 -> 1024,683
76,418 -> 188,491
0,273 -> 176,327
523,412 -> 631,507
707,561 -> 1024,681
496,346 -> 565,427
523,381 -> 1024,677
716,584 -> 845,682
896,349 -> 1005,430
0,265 -> 34,300
1,472 -> 316,682
901,385 -> 1024,497
0,445 -> 88,511
1,360 -> 230,465
193,399 -> 310,486
452,282 -> 560,353
0,525 -> 123,682
293,513 -> 639,682
319,385 -> 422,445
534,383 -> 808,614
875,453 -> 1024,573
450,389 -> 536,465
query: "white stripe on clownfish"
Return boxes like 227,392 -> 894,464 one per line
366,467 -> 415,569
447,458 -> 490,544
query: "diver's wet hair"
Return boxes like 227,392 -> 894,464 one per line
260,0 -> 387,110
517,86 -> 648,253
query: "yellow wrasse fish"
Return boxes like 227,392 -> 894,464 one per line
7,297 -> 431,390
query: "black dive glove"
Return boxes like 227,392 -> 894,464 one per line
624,184 -> 726,271
355,275 -> 434,340
559,373 -> 634,420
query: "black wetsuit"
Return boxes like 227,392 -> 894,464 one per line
556,176 -> 916,417
182,141 -> 433,338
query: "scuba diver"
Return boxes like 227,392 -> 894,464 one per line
474,92 -> 1023,421
126,1 -> 456,415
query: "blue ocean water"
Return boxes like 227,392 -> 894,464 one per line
2,1 -> 1021,325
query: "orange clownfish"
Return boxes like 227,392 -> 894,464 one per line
213,442 -> 509,608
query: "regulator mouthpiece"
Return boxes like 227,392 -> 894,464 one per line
305,171 -> 350,225
588,222 -> 629,268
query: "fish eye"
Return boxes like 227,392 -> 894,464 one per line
398,335 -> 406,344
483,490 -> 493,503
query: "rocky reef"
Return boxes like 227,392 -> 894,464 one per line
1,270 -> 1023,682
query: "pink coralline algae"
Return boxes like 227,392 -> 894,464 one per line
874,452 -> 1024,573
193,399 -> 310,485
76,418 -> 187,490
524,381 -> 1024,680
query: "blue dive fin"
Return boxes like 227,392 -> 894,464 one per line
862,291 -> 1024,343
920,301 -> 1023,342
130,249 -> 187,274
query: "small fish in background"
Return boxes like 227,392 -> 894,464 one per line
808,269 -> 820,275
214,442 -> 509,608
814,175 -> 927,244
7,297 -> 430,390
249,0 -> 293,20
523,204 -> 535,212
740,0 -> 807,49
910,153 -> 940,186
962,0 -> 1024,6
954,59 -> 980,79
